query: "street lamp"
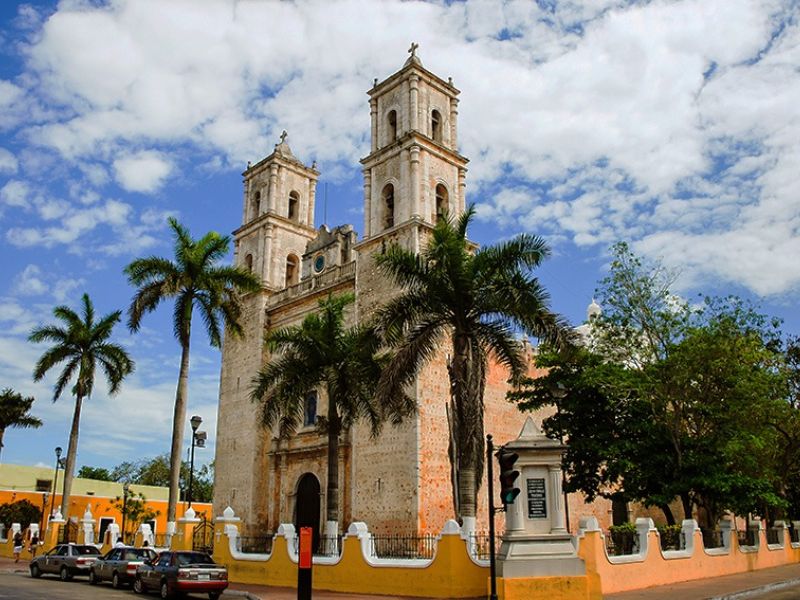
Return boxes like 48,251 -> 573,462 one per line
49,447 -> 62,520
187,415 -> 203,509
121,482 -> 130,545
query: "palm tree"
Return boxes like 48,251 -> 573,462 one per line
29,293 -> 134,518
125,217 -> 261,524
251,293 -> 411,536
373,206 -> 574,529
0,388 -> 43,461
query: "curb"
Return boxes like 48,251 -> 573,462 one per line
224,590 -> 262,600
711,577 -> 800,600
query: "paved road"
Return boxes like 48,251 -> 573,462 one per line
0,571 -> 238,599
748,583 -> 800,599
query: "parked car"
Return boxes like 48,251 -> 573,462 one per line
29,543 -> 102,581
134,550 -> 228,599
89,546 -> 158,588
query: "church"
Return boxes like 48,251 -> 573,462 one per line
212,48 -> 611,537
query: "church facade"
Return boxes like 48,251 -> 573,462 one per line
212,50 -> 611,536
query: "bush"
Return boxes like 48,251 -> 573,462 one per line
658,524 -> 683,550
0,499 -> 42,530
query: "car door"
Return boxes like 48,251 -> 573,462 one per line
151,552 -> 171,587
41,547 -> 59,574
103,549 -> 119,580
49,545 -> 68,573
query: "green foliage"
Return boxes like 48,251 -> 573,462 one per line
110,491 -> 160,540
657,524 -> 683,550
76,466 -> 112,481
110,454 -> 214,503
124,217 -> 260,521
0,499 -> 42,529
512,242 -> 789,527
252,293 -> 401,525
608,522 -> 637,535
0,388 -> 42,460
373,206 -> 573,521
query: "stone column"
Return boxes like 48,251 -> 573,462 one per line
370,98 -> 378,151
410,145 -> 421,221
174,508 -> 201,552
363,169 -> 372,238
268,164 -> 279,212
262,225 -> 273,287
79,505 -> 95,545
458,168 -> 467,213
410,74 -> 420,131
449,97 -> 459,149
308,179 -> 316,224
242,179 -> 250,222
549,465 -> 567,534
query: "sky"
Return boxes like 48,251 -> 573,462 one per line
0,0 -> 798,479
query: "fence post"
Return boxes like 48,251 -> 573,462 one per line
635,518 -> 655,557
719,517 -> 733,551
681,519 -> 700,555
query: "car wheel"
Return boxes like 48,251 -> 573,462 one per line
30,563 -> 41,578
160,580 -> 172,599
59,566 -> 72,581
88,569 -> 98,585
112,572 -> 121,589
133,576 -> 145,594
209,593 -> 221,600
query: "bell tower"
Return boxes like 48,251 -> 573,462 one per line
360,44 -> 469,242
234,131 -> 319,291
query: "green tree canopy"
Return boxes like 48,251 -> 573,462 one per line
125,217 -> 260,523
373,207 -> 573,526
252,293 -> 407,532
0,499 -> 41,530
0,388 -> 42,461
512,243 -> 788,527
29,293 -> 134,519
76,466 -> 112,481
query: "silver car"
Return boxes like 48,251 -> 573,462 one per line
89,546 -> 158,588
29,543 -> 102,580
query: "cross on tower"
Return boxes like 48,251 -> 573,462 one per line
408,42 -> 418,58
280,130 -> 288,143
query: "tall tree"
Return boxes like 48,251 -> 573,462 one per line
0,388 -> 42,461
251,293 -> 410,535
125,217 -> 260,524
373,207 -> 573,529
29,293 -> 134,518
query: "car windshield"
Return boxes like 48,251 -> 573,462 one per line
175,552 -> 214,566
123,549 -> 153,561
75,546 -> 101,555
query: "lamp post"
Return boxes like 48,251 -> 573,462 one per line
39,492 -> 49,532
187,415 -> 202,509
49,446 -> 62,520
121,482 -> 130,545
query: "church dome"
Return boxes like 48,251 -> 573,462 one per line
587,298 -> 602,320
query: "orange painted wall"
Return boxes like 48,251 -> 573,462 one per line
0,489 -> 211,534
579,526 -> 800,595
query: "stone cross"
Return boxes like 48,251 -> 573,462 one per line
408,42 -> 418,58
280,130 -> 288,143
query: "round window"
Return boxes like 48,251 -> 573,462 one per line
313,255 -> 325,273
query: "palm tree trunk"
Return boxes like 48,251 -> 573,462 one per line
59,395 -> 83,519
450,334 -> 477,526
0,428 -> 5,462
167,339 -> 191,524
325,391 -> 340,536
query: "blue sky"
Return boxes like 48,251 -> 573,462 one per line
0,0 -> 798,476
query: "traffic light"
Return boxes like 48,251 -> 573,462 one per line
496,447 -> 520,508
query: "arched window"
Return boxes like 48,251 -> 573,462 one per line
382,184 -> 395,230
251,191 -> 261,219
431,110 -> 442,142
244,253 -> 253,272
435,184 -> 448,223
285,254 -> 299,287
387,110 -> 397,143
288,191 -> 300,221
303,391 -> 318,427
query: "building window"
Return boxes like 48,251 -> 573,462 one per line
285,254 -> 299,287
252,191 -> 261,219
431,109 -> 442,142
244,253 -> 253,272
387,110 -> 397,143
35,479 -> 52,492
288,191 -> 300,221
303,391 -> 318,427
435,184 -> 448,223
382,184 -> 395,229
313,254 -> 325,273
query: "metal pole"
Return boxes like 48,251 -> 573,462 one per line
487,434 -> 498,600
188,433 -> 196,509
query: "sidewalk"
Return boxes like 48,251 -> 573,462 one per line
225,583 -> 452,600
604,563 -> 800,600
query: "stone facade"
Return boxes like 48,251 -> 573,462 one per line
213,50 -> 612,536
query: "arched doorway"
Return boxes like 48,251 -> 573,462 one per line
294,473 -> 321,552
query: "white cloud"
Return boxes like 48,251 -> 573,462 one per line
0,147 -> 18,173
12,265 -> 48,296
0,179 -> 31,207
113,150 -> 172,193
